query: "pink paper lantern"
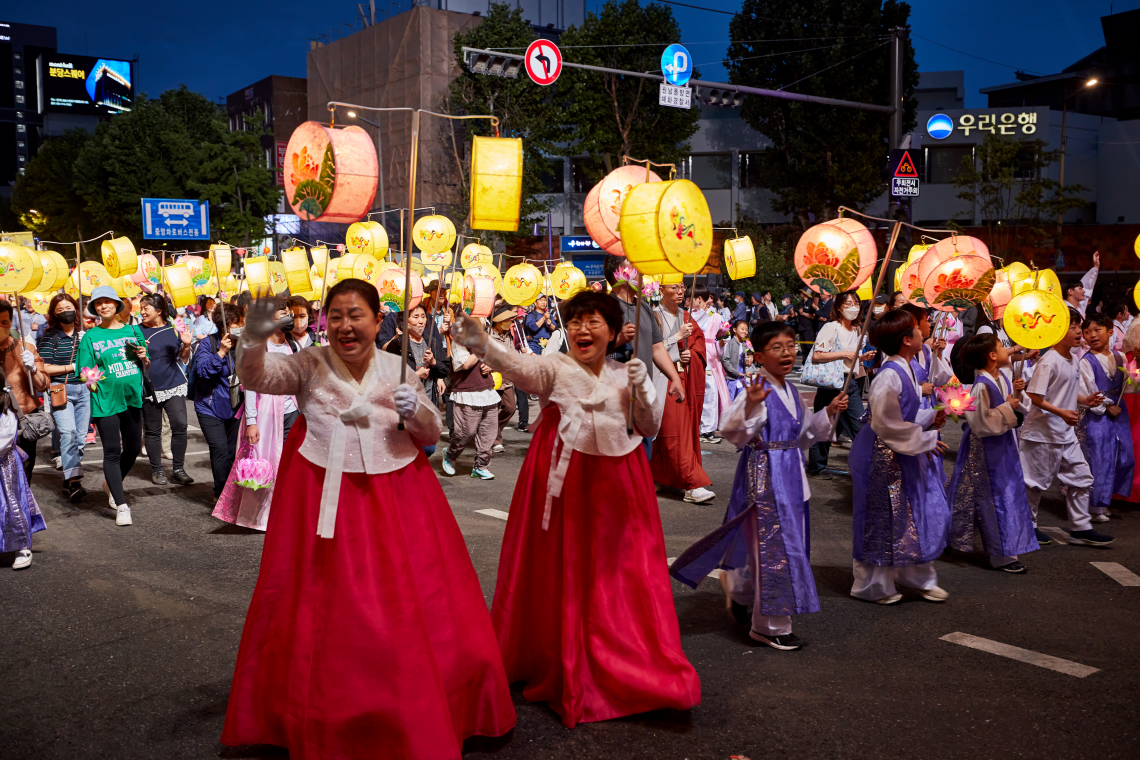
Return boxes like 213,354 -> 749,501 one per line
283,121 -> 378,223
130,253 -> 161,286
377,268 -> 423,312
794,223 -> 872,294
463,274 -> 496,318
986,269 -> 1014,320
820,218 -> 877,293
922,255 -> 998,312
916,235 -> 992,296
583,165 -> 663,257
900,265 -> 928,307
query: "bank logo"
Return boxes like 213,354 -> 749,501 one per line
927,114 -> 954,139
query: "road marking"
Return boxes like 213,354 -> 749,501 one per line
34,449 -> 210,471
1091,562 -> 1140,586
940,632 -> 1099,678
1039,526 -> 1069,545
474,508 -> 510,521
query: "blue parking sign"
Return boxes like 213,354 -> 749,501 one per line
140,198 -> 211,240
661,44 -> 692,86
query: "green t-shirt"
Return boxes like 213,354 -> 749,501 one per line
78,323 -> 147,418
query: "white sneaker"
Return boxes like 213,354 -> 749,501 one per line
684,487 -> 716,504
12,549 -> 32,570
116,504 -> 132,526
103,482 -> 115,509
53,456 -> 62,470
441,455 -> 456,476
1091,513 -> 1110,523
491,444 -> 505,453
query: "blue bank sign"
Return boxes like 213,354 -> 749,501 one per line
140,198 -> 211,240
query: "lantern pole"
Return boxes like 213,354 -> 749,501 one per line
627,272 -> 644,436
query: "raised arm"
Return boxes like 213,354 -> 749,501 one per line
452,313 -> 558,398
238,300 -> 309,397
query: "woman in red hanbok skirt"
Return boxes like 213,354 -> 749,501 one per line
221,280 -> 515,760
451,291 -> 700,728
1116,320 -> 1140,504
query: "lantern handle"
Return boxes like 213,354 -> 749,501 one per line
836,206 -> 957,236
621,155 -> 677,182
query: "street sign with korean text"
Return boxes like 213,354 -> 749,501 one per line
659,83 -> 692,109
661,44 -> 692,86
525,40 -> 562,86
141,198 -> 211,240
889,149 -> 920,198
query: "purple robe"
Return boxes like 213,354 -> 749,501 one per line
850,362 -> 949,566
1078,351 -> 1134,508
947,373 -> 1038,557
0,447 -> 44,553
670,384 -> 819,616
911,344 -> 945,471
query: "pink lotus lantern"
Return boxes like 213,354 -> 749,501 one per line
130,253 -> 161,286
820,218 -> 877,293
922,255 -> 997,312
80,366 -> 105,391
794,223 -> 871,294
916,235 -> 991,296
583,165 -> 663,257
985,269 -> 1014,320
283,121 -> 378,223
463,274 -> 496,317
936,384 -> 977,422
235,458 -> 274,490
1124,357 -> 1140,387
900,264 -> 928,307
377,268 -> 424,312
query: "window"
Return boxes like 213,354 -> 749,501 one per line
679,154 -> 731,190
739,151 -> 765,189
14,67 -> 21,75
15,94 -> 23,104
17,140 -> 24,148
16,124 -> 25,133
15,80 -> 23,89
571,157 -> 603,193
537,158 -> 564,193
925,146 -> 973,184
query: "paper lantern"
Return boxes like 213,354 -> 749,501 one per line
503,263 -> 542,306
243,256 -> 272,298
33,249 -> 67,292
268,261 -> 288,296
985,276 -> 1014,321
856,274 -> 874,302
906,243 -> 932,267
312,263 -> 338,292
179,255 -> 216,291
1037,268 -> 1061,294
1011,268 -> 1060,296
460,242 -> 494,270
112,275 -> 141,299
584,165 -> 663,256
100,236 -> 138,278
283,121 -> 377,223
794,224 -> 862,295
1134,233 -> 1140,259
466,262 -> 502,295
71,261 -> 113,296
724,236 -> 756,280
551,262 -> 587,300
336,252 -> 381,286
0,243 -> 41,293
621,179 -> 713,275
219,274 -> 241,297
463,274 -> 496,317
1003,290 -> 1070,350
900,264 -> 928,307
377,268 -> 424,312
412,215 -> 456,255
821,218 -> 877,292
25,291 -> 53,315
470,135 -> 523,231
492,372 -> 503,390
209,244 -> 233,278
310,245 -> 330,275
894,262 -> 907,293
922,255 -> 996,311
163,263 -> 196,307
346,220 -> 389,258
281,248 -> 313,295
63,276 -> 79,299
130,253 -> 162,287
917,235 -> 991,295
1004,261 -> 1031,280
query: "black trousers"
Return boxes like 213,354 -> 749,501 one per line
17,435 -> 36,481
806,377 -> 866,474
92,406 -> 144,506
142,395 -> 188,472
514,387 -> 530,428
282,409 -> 300,445
199,414 -> 240,498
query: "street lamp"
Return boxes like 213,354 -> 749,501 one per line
347,110 -> 386,215
1057,77 -> 1098,255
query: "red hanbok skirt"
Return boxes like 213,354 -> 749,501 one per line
492,407 -> 701,728
1116,393 -> 1140,502
221,417 -> 516,759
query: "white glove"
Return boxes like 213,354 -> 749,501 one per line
627,358 -> 650,393
393,383 -> 419,421
21,349 -> 35,370
242,299 -> 290,345
449,313 -> 489,353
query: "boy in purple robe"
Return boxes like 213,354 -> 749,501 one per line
849,310 -> 951,604
1078,313 -> 1134,521
947,333 -> 1038,573
670,323 -> 846,651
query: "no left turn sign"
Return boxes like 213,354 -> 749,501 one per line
525,39 -> 562,85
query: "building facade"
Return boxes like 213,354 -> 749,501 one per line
0,19 -> 56,198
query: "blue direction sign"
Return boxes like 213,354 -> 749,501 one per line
140,198 -> 211,240
661,44 -> 692,86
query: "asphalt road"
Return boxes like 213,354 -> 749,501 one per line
2,395 -> 1139,760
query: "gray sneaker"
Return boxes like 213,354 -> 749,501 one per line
151,470 -> 168,486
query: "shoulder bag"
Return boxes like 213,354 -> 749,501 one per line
799,328 -> 849,390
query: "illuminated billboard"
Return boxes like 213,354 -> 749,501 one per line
38,54 -> 133,115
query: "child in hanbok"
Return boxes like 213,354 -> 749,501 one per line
1078,314 -> 1134,521
850,310 -> 951,604
946,333 -> 1038,573
670,323 -> 847,650
690,286 -> 729,441
722,319 -> 749,401
451,290 -> 700,728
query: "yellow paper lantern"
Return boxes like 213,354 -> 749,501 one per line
244,256 -> 272,298
336,252 -> 381,286
412,215 -> 456,255
1134,233 -> 1140,259
34,249 -> 67,292
584,165 -> 663,256
100,236 -> 138,278
219,274 -> 241,297
492,372 -> 503,390
113,275 -> 141,299
346,220 -> 389,258
470,135 -> 523,231
502,263 -> 542,306
0,243 -> 42,293
1004,261 -> 1031,281
311,245 -> 330,275
724,236 -> 756,280
25,291 -> 53,314
621,179 -> 713,275
906,243 -> 932,267
284,121 -> 378,223
1036,268 -> 1061,294
856,274 -> 874,301
209,244 -> 233,278
460,242 -> 494,270
794,224 -> 862,295
72,261 -> 113,296
1003,290 -> 1071,350
550,262 -> 587,300
377,268 -> 424,312
268,261 -> 288,295
163,263 -> 197,307
821,218 -> 877,293
466,262 -> 502,295
63,276 -> 79,299
282,247 -> 313,295
922,255 -> 996,312
894,262 -> 907,293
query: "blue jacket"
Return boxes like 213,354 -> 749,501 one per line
193,336 -> 235,420
731,302 -> 748,324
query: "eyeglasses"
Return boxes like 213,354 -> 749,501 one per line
566,319 -> 607,332
761,345 -> 796,356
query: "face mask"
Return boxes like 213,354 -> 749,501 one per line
0,327 -> 9,341
842,306 -> 860,320
58,311 -> 77,325
230,326 -> 244,337
280,316 -> 295,334
872,306 -> 886,316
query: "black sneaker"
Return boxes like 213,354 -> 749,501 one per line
749,630 -> 803,650
151,470 -> 168,486
997,561 -> 1028,574
517,425 -> 530,434
1034,528 -> 1053,546
1068,529 -> 1115,547
719,572 -> 750,626
169,469 -> 195,485
68,481 -> 87,504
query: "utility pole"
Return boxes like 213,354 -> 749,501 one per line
887,27 -> 909,288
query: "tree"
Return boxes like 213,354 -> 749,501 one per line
10,128 -> 93,242
193,113 -> 280,247
721,216 -> 802,298
446,3 -> 568,245
726,0 -> 918,227
559,0 -> 702,183
950,132 -> 1088,258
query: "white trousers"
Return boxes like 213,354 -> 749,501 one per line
723,509 -> 795,635
850,559 -> 938,600
700,370 -> 719,434
1018,438 -> 1093,532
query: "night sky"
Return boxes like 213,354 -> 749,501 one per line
5,1 -> 1133,107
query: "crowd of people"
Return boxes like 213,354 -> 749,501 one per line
0,248 -> 1133,758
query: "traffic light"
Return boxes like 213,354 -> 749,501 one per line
467,52 -> 522,79
699,87 -> 744,107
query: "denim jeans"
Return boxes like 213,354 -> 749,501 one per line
51,383 -> 91,480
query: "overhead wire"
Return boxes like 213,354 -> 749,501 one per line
777,40 -> 891,91
911,33 -> 1046,75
